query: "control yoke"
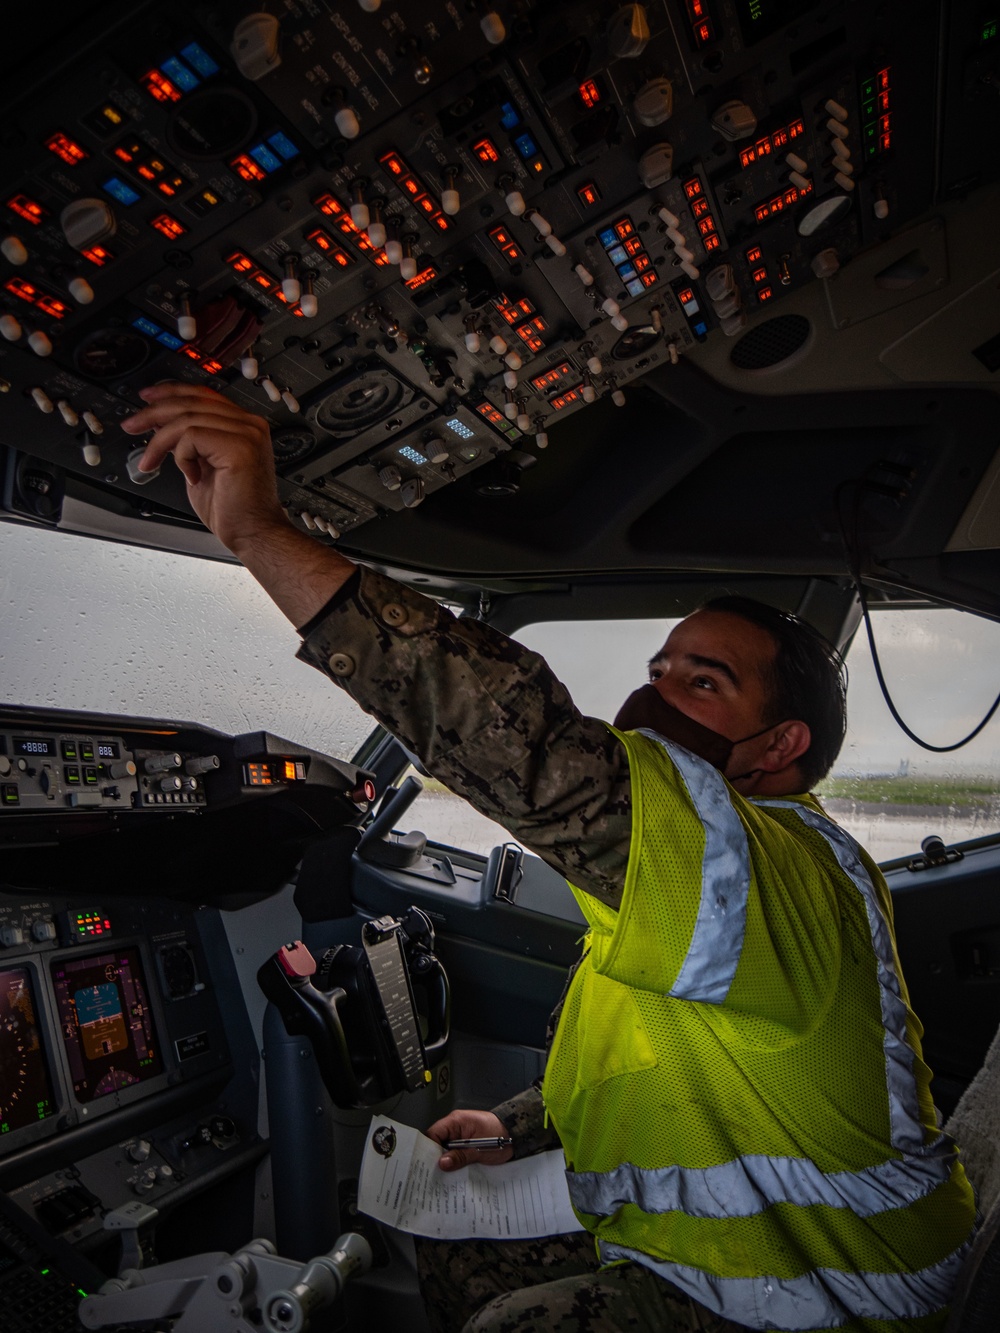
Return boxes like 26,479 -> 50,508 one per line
79,1232 -> 372,1333
258,905 -> 450,1108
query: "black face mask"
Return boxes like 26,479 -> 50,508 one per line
613,684 -> 780,775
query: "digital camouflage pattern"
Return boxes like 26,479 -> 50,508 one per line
415,1232 -> 749,1332
298,567 -> 634,909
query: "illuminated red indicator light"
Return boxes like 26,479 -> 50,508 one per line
201,359 -> 223,374
689,0 -> 706,16
577,182 -> 601,206
225,249 -> 255,272
379,152 -> 406,177
114,145 -> 134,163
683,178 -> 703,200
755,137 -> 772,157
641,271 -> 659,286
879,114 -> 891,135
141,70 -> 182,103
551,388 -> 581,411
314,192 -> 344,216
783,187 -> 800,205
181,345 -> 201,360
472,137 -> 500,163
789,119 -> 804,138
691,198 -> 711,218
231,154 -> 266,183
7,194 -> 46,225
45,132 -> 87,165
429,212 -> 451,232
158,176 -> 184,198
771,127 -> 788,149
634,253 -> 652,272
516,316 -> 547,342
878,67 -> 891,90
489,225 -> 523,261
578,78 -> 602,109
878,91 -> 890,113
614,217 -> 635,238
82,245 -> 113,266
5,277 -> 38,303
150,212 -> 186,239
697,216 -> 716,236
249,270 -> 275,290
757,287 -> 773,302
531,363 -> 573,392
476,402 -> 506,425
752,266 -> 768,283
412,194 -> 438,218
623,236 -> 643,255
678,288 -> 695,305
754,204 -> 770,223
746,246 -> 762,263
879,132 -> 891,152
740,147 -> 756,168
404,265 -> 438,290
703,234 -> 720,251
694,19 -> 713,43
397,174 -> 422,198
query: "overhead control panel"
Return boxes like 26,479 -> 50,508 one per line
0,0 -> 986,543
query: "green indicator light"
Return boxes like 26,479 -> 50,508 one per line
78,1288 -> 89,1298
983,20 -> 998,42
862,100 -> 876,122
861,78 -> 875,100
41,1268 -> 50,1275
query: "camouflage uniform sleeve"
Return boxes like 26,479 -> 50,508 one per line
296,567 -> 631,906
492,1085 -> 561,1159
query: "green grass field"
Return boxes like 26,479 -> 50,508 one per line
818,776 -> 999,809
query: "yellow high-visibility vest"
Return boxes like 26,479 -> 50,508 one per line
543,728 -> 976,1333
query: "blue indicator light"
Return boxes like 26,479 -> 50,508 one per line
513,132 -> 538,159
102,177 -> 141,206
607,244 -> 628,265
160,57 -> 199,92
180,42 -> 220,77
693,320 -> 708,336
398,445 -> 427,465
131,316 -> 163,338
249,142 -> 283,173
597,227 -> 618,248
445,416 -> 475,439
156,331 -> 185,350
616,262 -> 637,280
500,101 -> 521,130
626,278 -> 645,298
267,131 -> 299,160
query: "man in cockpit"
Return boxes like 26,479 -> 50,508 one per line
123,384 -> 976,1333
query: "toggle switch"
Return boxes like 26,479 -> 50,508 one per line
1,235 -> 28,265
441,167 -> 461,216
27,330 -> 53,356
177,293 -> 197,341
299,273 -> 318,318
0,313 -> 23,341
281,255 -> 301,304
350,180 -> 370,230
68,276 -> 94,304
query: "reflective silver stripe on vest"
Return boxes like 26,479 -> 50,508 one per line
638,732 -> 750,1005
599,1238 -> 971,1330
752,801 -> 925,1155
568,1135 -> 956,1221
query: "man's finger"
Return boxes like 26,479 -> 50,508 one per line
142,424 -> 261,475
125,411 -> 265,468
123,397 -> 266,438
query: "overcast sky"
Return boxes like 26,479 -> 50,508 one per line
2,524 -> 1000,779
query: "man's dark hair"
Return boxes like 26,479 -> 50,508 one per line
701,596 -> 847,790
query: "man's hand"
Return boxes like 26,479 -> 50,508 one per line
425,1109 -> 515,1172
121,382 -> 357,627
121,383 -> 286,555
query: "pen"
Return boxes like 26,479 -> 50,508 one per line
444,1136 -> 514,1150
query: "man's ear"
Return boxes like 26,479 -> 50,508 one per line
759,720 -> 812,774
